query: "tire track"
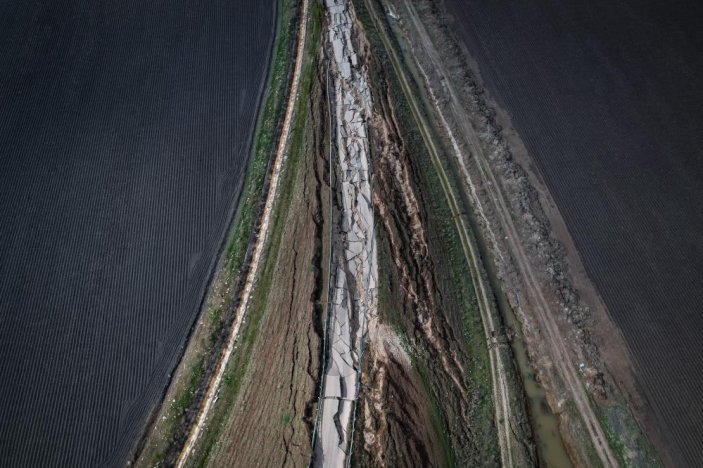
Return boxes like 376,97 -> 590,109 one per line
392,1 -> 619,465
174,1 -> 309,464
361,1 -> 515,464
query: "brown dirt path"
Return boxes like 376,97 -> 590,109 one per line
174,0 -> 310,464
392,0 -> 619,465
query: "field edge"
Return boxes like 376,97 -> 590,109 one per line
128,1 -> 299,465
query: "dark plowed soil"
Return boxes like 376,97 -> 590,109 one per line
441,0 -> 703,464
0,1 -> 274,465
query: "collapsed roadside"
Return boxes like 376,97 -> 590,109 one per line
312,1 -> 378,465
330,0 -> 537,465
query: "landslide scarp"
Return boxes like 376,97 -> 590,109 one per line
345,2 -> 526,464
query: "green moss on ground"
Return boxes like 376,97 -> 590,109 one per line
593,397 -> 661,468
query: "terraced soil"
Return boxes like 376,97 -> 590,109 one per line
0,1 -> 274,465
442,0 -> 703,464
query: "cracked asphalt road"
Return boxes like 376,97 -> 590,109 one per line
314,1 -> 378,466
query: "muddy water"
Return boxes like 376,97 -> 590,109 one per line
499,295 -> 573,467
461,197 -> 572,467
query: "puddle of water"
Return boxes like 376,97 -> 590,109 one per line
460,189 -> 573,467
500,295 -> 573,467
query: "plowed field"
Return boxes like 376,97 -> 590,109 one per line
442,0 -> 703,465
0,1 -> 274,465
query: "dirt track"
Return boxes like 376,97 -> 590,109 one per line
361,0 -> 523,465
388,0 -> 619,465
174,1 -> 309,464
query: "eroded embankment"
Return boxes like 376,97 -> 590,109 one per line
347,0 -> 536,465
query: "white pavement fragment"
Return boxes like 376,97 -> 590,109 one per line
316,1 -> 378,467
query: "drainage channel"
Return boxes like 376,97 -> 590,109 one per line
458,180 -> 573,467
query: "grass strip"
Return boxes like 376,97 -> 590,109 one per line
592,397 -> 661,468
185,4 -> 323,466
136,1 -> 299,465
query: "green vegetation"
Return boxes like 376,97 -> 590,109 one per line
146,355 -> 206,465
561,398 -> 603,467
414,354 -> 458,467
137,1 -> 302,466
173,359 -> 206,417
281,412 -> 292,426
207,308 -> 223,346
593,398 -> 661,468
185,4 -> 322,466
144,304 -> 221,465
